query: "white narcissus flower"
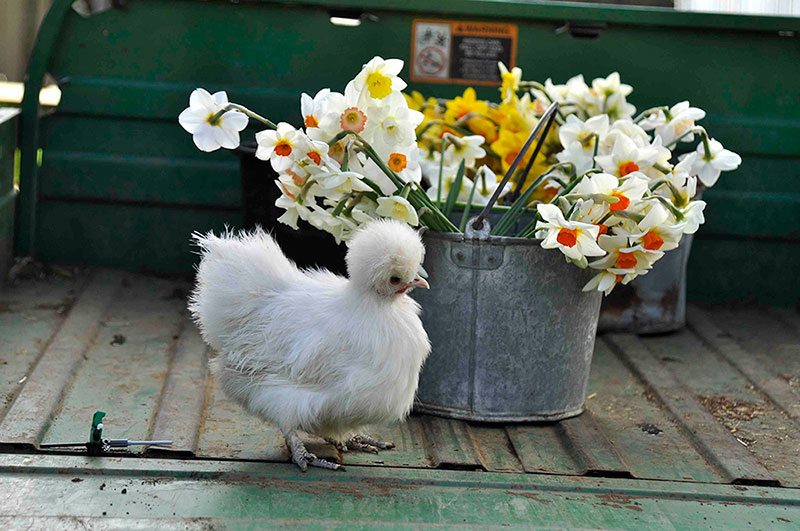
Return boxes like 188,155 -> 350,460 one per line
630,202 -> 684,252
641,101 -> 706,146
364,93 -> 423,149
376,196 -> 419,226
178,89 -> 248,152
559,114 -> 609,151
583,270 -> 627,295
595,134 -> 659,177
274,180 -> 312,230
536,203 -> 605,262
315,170 -> 374,197
354,56 -> 407,101
255,122 -> 306,172
688,138 -> 742,187
592,72 -> 633,98
590,235 -> 663,276
444,134 -> 486,168
681,200 -> 707,234
576,172 -> 649,213
300,89 -> 331,130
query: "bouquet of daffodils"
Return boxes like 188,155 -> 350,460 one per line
407,65 -> 741,294
179,57 -> 740,295
179,56 -> 460,243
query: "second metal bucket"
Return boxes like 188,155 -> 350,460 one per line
412,230 -> 603,422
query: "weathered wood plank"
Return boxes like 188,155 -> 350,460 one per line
147,319 -> 208,456
688,305 -> 800,423
0,275 -> 83,420
506,424 -> 581,475
606,333 -> 779,486
0,271 -> 122,448
640,328 -> 800,488
587,338 -> 723,483
558,409 -> 632,478
39,275 -> 185,452
420,416 -> 483,470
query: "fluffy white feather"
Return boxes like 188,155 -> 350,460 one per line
189,220 -> 430,466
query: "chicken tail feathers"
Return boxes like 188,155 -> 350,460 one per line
189,227 -> 298,352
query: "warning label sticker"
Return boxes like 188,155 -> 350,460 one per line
411,20 -> 518,86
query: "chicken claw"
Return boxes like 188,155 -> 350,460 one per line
349,434 -> 395,453
285,430 -> 344,472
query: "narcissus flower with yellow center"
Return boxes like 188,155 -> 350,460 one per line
354,57 -> 407,101
376,195 -> 419,226
178,88 -> 248,152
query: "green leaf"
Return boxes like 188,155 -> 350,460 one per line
443,160 -> 466,218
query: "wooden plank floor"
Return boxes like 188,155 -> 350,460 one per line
1,268 -> 799,491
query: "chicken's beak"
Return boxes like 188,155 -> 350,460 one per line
411,277 -> 430,289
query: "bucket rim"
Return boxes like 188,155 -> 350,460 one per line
423,230 -> 543,247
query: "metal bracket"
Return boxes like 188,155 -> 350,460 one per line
451,243 -> 504,271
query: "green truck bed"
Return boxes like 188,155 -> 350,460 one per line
1,270 -> 798,528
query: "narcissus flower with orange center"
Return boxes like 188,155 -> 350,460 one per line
340,107 -> 368,133
255,122 -> 306,172
178,88 -> 248,152
536,204 -> 605,263
574,172 -> 648,214
300,88 -> 334,130
388,152 -> 408,172
590,235 -> 663,276
629,203 -> 684,252
353,57 -> 407,101
595,135 -> 659,177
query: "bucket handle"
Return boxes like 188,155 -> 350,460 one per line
469,101 -> 560,235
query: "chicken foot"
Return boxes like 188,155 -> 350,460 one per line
284,430 -> 344,472
326,434 -> 396,454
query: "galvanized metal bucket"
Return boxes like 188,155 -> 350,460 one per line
411,227 -> 603,422
598,233 -> 694,334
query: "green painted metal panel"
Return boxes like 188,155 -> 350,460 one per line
2,454 -> 800,529
0,108 -> 20,279
36,201 -> 241,274
16,0 -> 800,305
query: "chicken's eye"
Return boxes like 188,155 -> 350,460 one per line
389,276 -> 402,284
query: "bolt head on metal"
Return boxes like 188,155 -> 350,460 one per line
466,217 -> 491,240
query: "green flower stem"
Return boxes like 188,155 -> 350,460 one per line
614,211 -> 645,223
698,128 -> 713,161
633,106 -> 668,124
342,192 -> 365,216
212,104 -> 277,129
331,194 -> 351,217
436,138 -> 446,207
652,163 -> 672,174
647,195 -> 685,221
496,163 -> 569,236
297,178 -> 317,204
398,182 -> 412,199
664,129 -> 697,148
459,182 -> 479,232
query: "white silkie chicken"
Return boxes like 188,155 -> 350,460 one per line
189,219 -> 431,471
